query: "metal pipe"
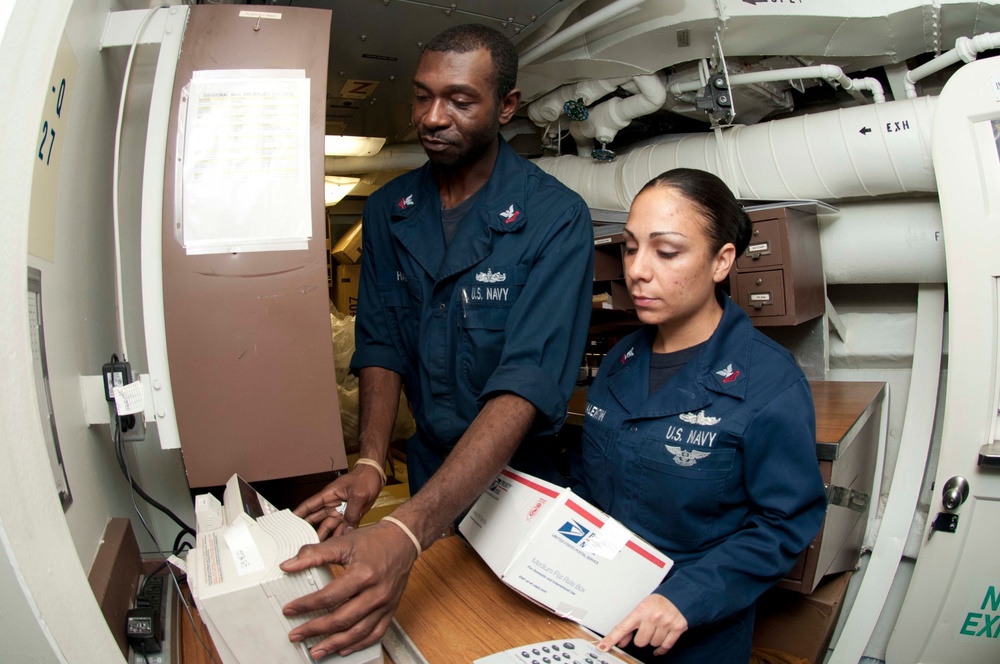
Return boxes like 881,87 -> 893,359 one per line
670,64 -> 885,104
904,31 -> 1000,98
519,0 -> 646,66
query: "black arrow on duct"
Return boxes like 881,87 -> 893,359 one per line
743,0 -> 768,4
859,126 -> 872,136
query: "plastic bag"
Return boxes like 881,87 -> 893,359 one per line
331,310 -> 416,449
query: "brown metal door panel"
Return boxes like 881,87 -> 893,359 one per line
162,5 -> 344,487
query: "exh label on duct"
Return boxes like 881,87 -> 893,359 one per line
886,120 -> 911,133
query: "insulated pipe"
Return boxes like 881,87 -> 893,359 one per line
500,118 -> 541,142
819,200 -> 945,284
670,65 -> 886,104
520,0 -> 647,65
568,121 -> 594,157
326,145 -> 427,176
904,31 -> 1000,98
532,97 -> 937,209
575,73 -> 668,144
527,78 -> 629,125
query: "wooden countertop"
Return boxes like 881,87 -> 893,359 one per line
809,381 -> 886,454
180,535 -> 634,663
390,535 -> 625,662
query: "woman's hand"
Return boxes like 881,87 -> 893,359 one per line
293,463 -> 384,539
597,594 -> 688,657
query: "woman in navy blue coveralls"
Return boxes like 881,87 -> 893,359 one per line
574,169 -> 827,663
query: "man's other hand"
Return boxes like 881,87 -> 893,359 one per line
293,465 -> 384,539
280,521 -> 418,658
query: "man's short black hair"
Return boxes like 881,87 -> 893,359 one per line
423,23 -> 518,100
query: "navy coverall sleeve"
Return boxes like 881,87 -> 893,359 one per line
350,201 -> 410,378
478,200 -> 594,434
658,377 -> 828,627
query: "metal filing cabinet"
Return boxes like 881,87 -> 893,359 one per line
730,206 -> 825,326
780,381 -> 887,594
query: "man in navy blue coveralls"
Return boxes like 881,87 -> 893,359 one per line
282,24 -> 594,659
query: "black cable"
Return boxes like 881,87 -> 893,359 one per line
172,529 -> 195,557
112,415 -> 195,539
113,410 -> 217,663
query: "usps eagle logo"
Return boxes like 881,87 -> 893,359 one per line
499,204 -> 521,224
679,410 -> 721,426
557,520 -> 590,544
665,445 -> 711,467
620,347 -> 635,364
397,194 -> 414,210
716,363 -> 740,383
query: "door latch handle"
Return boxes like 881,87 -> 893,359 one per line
942,476 -> 970,510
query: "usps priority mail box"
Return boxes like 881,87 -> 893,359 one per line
459,467 -> 673,635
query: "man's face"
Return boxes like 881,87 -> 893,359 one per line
411,48 -> 504,168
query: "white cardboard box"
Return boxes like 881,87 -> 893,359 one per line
458,467 -> 673,635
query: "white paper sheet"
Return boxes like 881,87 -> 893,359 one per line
176,69 -> 312,255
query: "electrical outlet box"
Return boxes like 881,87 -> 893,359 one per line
122,415 -> 146,442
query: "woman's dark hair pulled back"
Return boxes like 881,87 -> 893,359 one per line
637,168 -> 752,257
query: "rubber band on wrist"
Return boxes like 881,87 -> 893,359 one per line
382,516 -> 421,557
354,457 -> 387,485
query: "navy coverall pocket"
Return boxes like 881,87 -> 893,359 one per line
637,445 -> 735,542
457,305 -> 510,394
377,271 -> 420,360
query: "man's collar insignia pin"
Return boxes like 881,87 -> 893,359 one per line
397,194 -> 414,209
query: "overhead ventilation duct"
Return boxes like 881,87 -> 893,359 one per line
820,199 -> 945,284
533,97 -> 937,209
516,1 -> 1000,102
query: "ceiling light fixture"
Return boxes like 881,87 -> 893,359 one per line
324,176 -> 361,206
324,135 -> 386,157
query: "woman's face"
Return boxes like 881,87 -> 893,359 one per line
623,185 -> 735,350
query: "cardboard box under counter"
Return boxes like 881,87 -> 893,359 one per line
754,571 -> 852,664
